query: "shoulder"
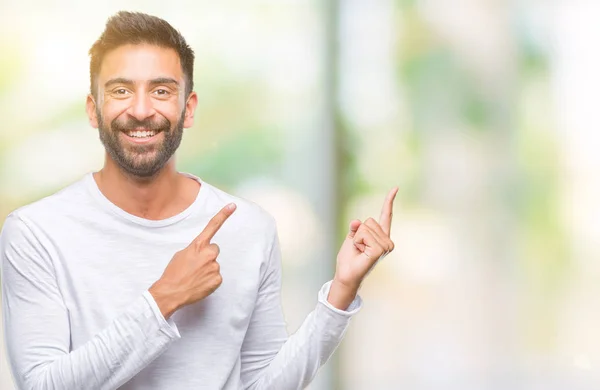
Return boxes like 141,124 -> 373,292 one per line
2,175 -> 91,233
198,179 -> 277,236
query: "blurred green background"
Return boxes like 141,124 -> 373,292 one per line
2,1 -> 600,389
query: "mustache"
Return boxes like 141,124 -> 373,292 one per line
111,116 -> 171,133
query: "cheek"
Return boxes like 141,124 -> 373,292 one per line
100,102 -> 129,125
154,102 -> 184,124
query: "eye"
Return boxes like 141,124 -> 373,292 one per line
114,88 -> 130,95
154,89 -> 170,96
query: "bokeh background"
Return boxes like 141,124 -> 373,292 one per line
2,0 -> 600,389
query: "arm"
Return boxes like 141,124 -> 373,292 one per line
240,226 -> 361,390
240,187 -> 398,390
0,214 -> 180,390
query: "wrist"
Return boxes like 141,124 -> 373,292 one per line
327,277 -> 359,311
148,280 -> 182,320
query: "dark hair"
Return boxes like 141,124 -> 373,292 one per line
89,11 -> 194,98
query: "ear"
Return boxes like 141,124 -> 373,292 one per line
183,91 -> 198,129
86,94 -> 99,129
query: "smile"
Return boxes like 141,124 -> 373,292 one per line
126,130 -> 157,138
121,129 -> 162,144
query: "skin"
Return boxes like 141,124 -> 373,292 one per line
328,187 -> 398,310
86,43 -> 199,220
86,42 -> 397,316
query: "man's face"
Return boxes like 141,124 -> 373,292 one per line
87,44 -> 197,178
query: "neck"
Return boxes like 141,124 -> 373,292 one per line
94,155 -> 199,220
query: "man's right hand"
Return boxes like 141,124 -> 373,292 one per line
149,203 -> 237,319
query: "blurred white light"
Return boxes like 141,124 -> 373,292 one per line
1,122 -> 103,197
573,355 -> 591,371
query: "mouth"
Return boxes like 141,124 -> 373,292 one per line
121,129 -> 162,144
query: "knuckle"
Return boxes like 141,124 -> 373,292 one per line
205,244 -> 219,258
213,213 -> 225,225
193,240 -> 203,250
213,219 -> 223,230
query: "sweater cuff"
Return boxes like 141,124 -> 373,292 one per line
142,290 -> 181,339
317,280 -> 362,317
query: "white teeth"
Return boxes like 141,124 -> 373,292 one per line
127,131 -> 156,138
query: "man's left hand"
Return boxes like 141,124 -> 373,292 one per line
327,187 -> 398,310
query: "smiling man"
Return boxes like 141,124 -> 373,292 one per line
0,11 -> 397,390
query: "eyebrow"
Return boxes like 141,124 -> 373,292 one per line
104,77 -> 180,88
149,77 -> 179,87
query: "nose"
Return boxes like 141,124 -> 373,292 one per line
128,92 -> 156,121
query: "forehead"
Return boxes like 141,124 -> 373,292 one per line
98,43 -> 183,84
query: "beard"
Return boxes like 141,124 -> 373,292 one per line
97,109 -> 185,178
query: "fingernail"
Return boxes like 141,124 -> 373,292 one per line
227,203 -> 236,210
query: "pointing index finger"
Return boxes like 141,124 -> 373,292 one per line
193,203 -> 237,248
379,187 -> 398,236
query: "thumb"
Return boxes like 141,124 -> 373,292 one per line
348,219 -> 361,239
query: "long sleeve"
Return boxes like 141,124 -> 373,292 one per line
0,214 -> 180,390
240,225 -> 362,390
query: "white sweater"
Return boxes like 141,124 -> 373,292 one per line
0,173 -> 361,390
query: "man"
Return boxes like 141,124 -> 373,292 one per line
0,11 -> 396,390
